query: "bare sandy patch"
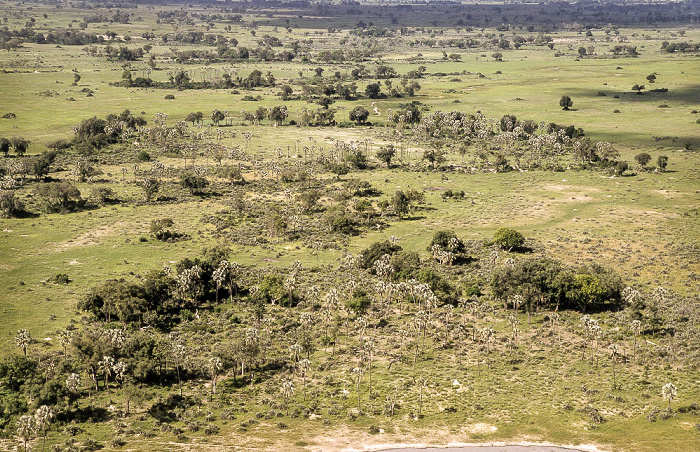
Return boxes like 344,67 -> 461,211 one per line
54,221 -> 130,251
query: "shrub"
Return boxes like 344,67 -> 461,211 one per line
345,289 -> 370,315
360,241 -> 402,269
32,182 -> 82,213
0,191 -> 26,218
429,230 -> 466,253
136,150 -> 151,162
490,228 -> 525,251
180,173 -> 209,195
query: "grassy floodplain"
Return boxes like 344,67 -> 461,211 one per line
0,1 -> 699,451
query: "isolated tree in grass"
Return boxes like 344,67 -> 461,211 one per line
423,146 -> 446,169
35,405 -> 54,452
391,190 -> 410,219
0,191 -> 25,218
15,329 -> 31,357
559,95 -> 573,111
635,152 -> 651,167
365,82 -> 382,99
0,137 -> 11,157
186,111 -> 203,126
180,172 -> 208,195
349,106 -> 369,125
11,137 -> 30,156
16,414 -> 35,452
657,155 -> 668,171
376,144 -> 396,167
491,227 -> 525,251
646,74 -> 656,83
140,177 -> 159,202
662,383 -> 677,411
631,84 -> 645,94
211,109 -> 225,126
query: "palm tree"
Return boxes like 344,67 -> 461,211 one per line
66,373 -> 81,406
208,356 -> 222,398
15,329 -> 31,357
98,355 -> 115,394
281,379 -> 294,416
631,319 -> 642,363
58,329 -> 73,356
351,367 -> 365,414
16,414 -> 35,452
609,344 -> 619,390
34,405 -> 54,452
662,383 -> 677,411
298,358 -> 311,400
172,343 -> 186,397
417,377 -> 428,417
364,340 -> 375,397
289,343 -> 302,367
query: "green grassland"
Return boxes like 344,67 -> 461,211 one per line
0,2 -> 699,451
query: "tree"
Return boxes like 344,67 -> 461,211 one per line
631,84 -> 645,94
98,355 -> 115,391
662,382 -> 677,411
180,173 -> 209,195
0,137 -> 11,157
657,155 -> 668,171
207,356 -> 222,397
491,228 -> 525,251
34,405 -> 54,452
578,47 -> 587,57
348,106 -> 369,125
11,137 -> 30,156
15,329 -> 31,357
171,344 -> 186,397
351,367 -> 365,413
16,414 -> 35,452
422,148 -> 446,169
279,85 -> 293,100
281,379 -> 294,415
429,230 -> 465,253
0,191 -> 25,218
646,74 -> 656,83
141,177 -> 159,202
391,190 -> 410,219
33,182 -> 82,212
634,152 -> 651,167
559,95 -> 573,111
364,82 -> 382,99
186,111 -> 203,125
211,109 -> 225,126
376,145 -> 396,167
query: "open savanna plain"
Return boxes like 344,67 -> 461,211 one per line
0,2 -> 699,451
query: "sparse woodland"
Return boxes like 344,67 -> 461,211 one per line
0,1 -> 698,451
